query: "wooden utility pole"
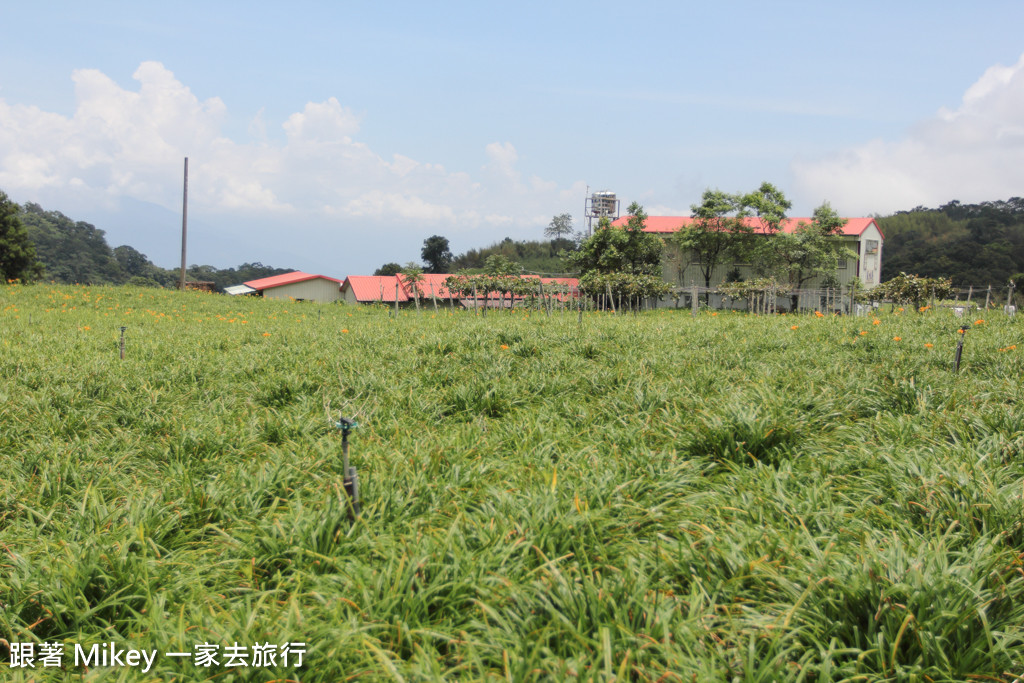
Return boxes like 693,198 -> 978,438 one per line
179,157 -> 189,290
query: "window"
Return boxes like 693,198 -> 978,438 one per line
865,240 -> 879,255
837,259 -> 848,269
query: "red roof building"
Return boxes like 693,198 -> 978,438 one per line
609,215 -> 882,238
608,215 -> 884,289
341,275 -> 411,304
341,273 -> 580,307
241,271 -> 343,302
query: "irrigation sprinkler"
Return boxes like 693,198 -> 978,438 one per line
335,415 -> 361,517
954,325 -> 969,373
119,326 -> 127,360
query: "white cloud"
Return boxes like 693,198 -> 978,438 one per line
282,97 -> 360,145
483,141 -> 521,186
0,62 -> 582,241
344,191 -> 457,223
793,52 -> 1024,215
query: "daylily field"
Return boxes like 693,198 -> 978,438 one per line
2,283 -> 1024,682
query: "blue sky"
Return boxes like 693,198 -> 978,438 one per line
2,1 -> 1024,276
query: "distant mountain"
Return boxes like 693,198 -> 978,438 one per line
18,201 -> 294,290
877,198 -> 1024,286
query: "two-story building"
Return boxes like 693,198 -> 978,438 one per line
610,215 -> 883,293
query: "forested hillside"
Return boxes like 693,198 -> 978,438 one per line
18,202 -> 293,290
12,195 -> 1024,290
451,236 -> 576,274
878,198 -> 1024,286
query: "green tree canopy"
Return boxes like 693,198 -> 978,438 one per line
483,254 -> 523,276
374,262 -> 403,276
874,272 -> 954,309
565,202 -> 663,277
741,181 -> 792,234
0,191 -> 43,282
421,235 -> 453,274
761,202 -> 856,287
544,213 -> 574,240
19,203 -> 122,284
673,189 -> 751,290
878,198 -> 1024,286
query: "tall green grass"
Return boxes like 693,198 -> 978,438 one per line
1,284 -> 1023,681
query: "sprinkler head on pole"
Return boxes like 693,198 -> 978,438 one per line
336,416 -> 358,436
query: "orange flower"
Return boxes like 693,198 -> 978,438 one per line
859,330 -> 868,336
893,336 -> 902,341
974,319 -> 985,325
814,311 -> 824,318
341,329 -> 349,334
262,332 -> 271,337
872,319 -> 881,325
500,344 -> 509,350
924,343 -> 934,348
790,325 -> 799,330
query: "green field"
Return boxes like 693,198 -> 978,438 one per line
2,284 -> 1023,682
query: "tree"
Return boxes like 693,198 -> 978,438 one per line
742,181 -> 792,235
400,263 -> 424,309
545,213 -> 574,240
874,272 -> 954,309
421,235 -> 453,274
19,203 -> 121,284
563,202 -> 665,307
113,245 -> 151,278
0,191 -> 43,282
374,262 -> 403,276
769,202 -> 856,288
565,202 -> 663,276
484,253 -> 523,276
673,189 -> 750,294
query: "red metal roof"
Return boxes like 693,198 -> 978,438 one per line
244,271 -> 342,290
342,273 -> 582,303
397,273 -> 459,300
342,276 -> 410,302
610,216 -> 882,238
